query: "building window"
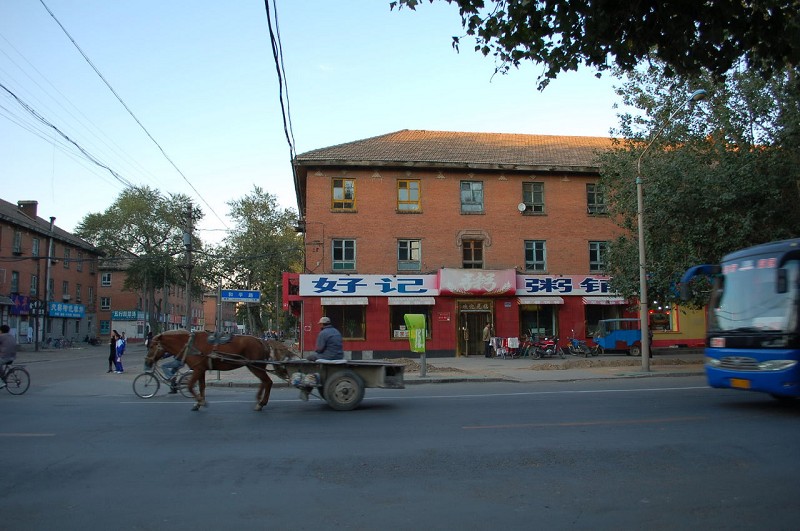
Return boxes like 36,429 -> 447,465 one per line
524,240 -> 547,271
390,306 -> 432,339
397,180 -> 421,211
332,239 -> 356,270
462,240 -> 483,269
522,182 -> 545,213
587,184 -> 607,215
460,181 -> 483,213
32,238 -> 40,257
76,251 -> 83,272
12,231 -> 22,254
100,297 -> 111,310
101,272 -> 112,286
589,241 -> 608,273
62,281 -> 69,298
76,284 -> 82,303
323,306 -> 365,340
332,178 -> 355,210
88,286 -> 95,304
397,239 -> 421,271
30,274 -> 38,296
48,278 -> 54,300
11,271 -> 19,293
63,248 -> 70,269
100,320 -> 111,335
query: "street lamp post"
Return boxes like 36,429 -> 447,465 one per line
637,89 -> 707,372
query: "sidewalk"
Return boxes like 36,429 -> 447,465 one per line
14,342 -> 705,387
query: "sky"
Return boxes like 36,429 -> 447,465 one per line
0,0 -> 628,245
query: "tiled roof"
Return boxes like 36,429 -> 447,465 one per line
0,197 -> 101,254
295,129 -> 613,170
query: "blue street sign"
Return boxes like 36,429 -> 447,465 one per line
220,289 -> 261,303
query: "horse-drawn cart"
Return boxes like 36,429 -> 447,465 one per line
271,359 -> 406,411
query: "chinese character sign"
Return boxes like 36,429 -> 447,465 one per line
299,275 -> 438,296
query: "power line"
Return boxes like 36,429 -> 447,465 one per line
0,81 -> 135,188
38,0 -> 229,230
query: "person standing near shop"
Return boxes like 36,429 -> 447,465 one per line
113,331 -> 126,373
483,322 -> 493,358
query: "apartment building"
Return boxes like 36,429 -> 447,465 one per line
284,130 -> 705,357
0,198 -> 103,345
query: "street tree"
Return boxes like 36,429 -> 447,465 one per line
391,0 -> 799,89
598,62 -> 800,307
75,186 -> 203,334
211,186 -> 302,336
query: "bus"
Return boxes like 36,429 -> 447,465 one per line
681,238 -> 800,400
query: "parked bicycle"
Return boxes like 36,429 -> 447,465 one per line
1,363 -> 30,395
132,362 -> 195,399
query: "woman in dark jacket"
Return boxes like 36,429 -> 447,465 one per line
107,330 -> 119,373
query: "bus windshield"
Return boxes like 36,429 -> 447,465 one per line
709,257 -> 799,333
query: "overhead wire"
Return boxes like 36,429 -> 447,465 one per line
263,0 -> 299,191
37,0 -> 229,229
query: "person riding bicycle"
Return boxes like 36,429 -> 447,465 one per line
0,324 -> 18,389
161,351 -> 184,394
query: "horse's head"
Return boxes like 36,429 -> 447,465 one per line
144,333 -> 168,368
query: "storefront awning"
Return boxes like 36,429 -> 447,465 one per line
387,297 -> 436,305
517,296 -> 564,305
320,297 -> 369,306
582,296 -> 626,305
0,296 -> 13,306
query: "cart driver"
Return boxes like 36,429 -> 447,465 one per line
307,316 -> 343,362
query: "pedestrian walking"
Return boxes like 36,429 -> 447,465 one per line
114,332 -> 126,373
108,330 -> 119,373
483,322 -> 493,358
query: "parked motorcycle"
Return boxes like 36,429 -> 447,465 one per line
531,336 -> 564,359
567,330 -> 602,357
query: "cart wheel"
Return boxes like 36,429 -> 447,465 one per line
323,370 -> 365,411
629,345 -> 642,357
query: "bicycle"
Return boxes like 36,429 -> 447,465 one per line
132,362 -> 195,399
1,363 -> 31,395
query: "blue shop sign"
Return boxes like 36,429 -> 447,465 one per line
49,302 -> 86,318
111,310 -> 140,321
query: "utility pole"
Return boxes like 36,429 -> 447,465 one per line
183,205 -> 193,331
43,216 -> 55,345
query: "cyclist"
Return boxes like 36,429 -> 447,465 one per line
0,324 -> 18,389
161,352 -> 184,394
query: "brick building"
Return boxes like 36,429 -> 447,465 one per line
0,198 -> 103,346
283,130 -> 705,358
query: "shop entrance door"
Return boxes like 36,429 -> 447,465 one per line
457,300 -> 492,357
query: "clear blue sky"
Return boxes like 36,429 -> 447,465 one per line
0,0 -> 627,244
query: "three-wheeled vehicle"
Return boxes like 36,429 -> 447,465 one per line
594,318 -> 643,356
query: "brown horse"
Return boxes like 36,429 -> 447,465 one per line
145,329 -> 293,411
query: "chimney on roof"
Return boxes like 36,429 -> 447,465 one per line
17,200 -> 38,219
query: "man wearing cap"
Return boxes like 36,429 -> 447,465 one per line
307,316 -> 343,362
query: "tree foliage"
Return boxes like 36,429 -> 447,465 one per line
75,186 -> 202,332
599,63 -> 800,307
391,0 -> 800,89
210,186 -> 303,335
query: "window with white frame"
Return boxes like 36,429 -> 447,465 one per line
524,240 -> 547,271
587,183 -> 607,214
32,238 -> 40,257
63,248 -> 70,269
522,182 -> 545,213
100,297 -> 111,310
30,274 -> 37,296
76,251 -> 83,272
11,271 -> 19,293
397,239 -> 421,271
589,241 -> 608,273
101,272 -> 112,286
460,181 -> 483,213
332,239 -> 356,270
12,231 -> 21,254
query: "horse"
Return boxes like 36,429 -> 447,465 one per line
145,329 -> 293,411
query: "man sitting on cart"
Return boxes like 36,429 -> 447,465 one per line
307,317 -> 343,362
299,317 -> 343,401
